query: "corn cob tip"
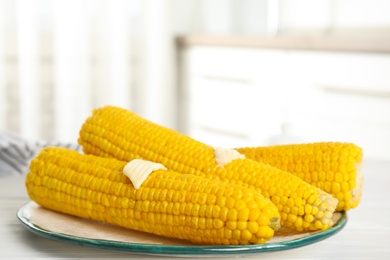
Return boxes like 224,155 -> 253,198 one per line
235,142 -> 364,211
269,216 -> 281,230
350,169 -> 364,207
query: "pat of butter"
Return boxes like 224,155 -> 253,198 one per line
214,147 -> 245,167
123,159 -> 167,189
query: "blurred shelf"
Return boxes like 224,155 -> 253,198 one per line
176,36 -> 390,161
176,34 -> 390,53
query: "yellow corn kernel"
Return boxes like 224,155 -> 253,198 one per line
78,106 -> 337,232
236,142 -> 363,211
26,147 -> 280,245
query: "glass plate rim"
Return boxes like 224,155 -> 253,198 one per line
17,201 -> 347,256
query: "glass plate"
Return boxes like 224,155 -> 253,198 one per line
17,201 -> 347,257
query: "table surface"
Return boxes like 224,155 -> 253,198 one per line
1,159 -> 390,260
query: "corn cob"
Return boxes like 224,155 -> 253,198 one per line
78,106 -> 338,232
235,142 -> 363,211
26,147 -> 280,245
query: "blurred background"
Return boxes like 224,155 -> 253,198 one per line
0,0 -> 389,161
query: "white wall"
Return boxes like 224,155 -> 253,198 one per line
279,0 -> 390,33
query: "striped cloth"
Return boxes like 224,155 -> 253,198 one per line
0,131 -> 80,176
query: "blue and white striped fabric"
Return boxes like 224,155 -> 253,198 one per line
0,131 -> 80,176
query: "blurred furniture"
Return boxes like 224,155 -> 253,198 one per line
176,35 -> 390,161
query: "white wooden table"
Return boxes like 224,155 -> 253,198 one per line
1,159 -> 390,259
